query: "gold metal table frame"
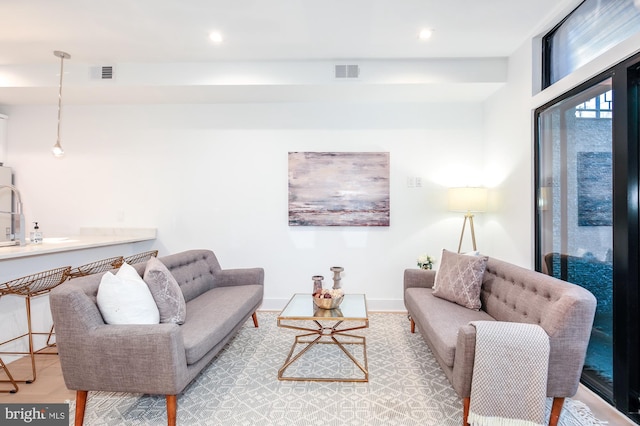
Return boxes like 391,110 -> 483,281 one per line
277,293 -> 368,382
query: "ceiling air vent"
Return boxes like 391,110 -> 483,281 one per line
335,64 -> 360,79
101,66 -> 114,79
90,65 -> 115,80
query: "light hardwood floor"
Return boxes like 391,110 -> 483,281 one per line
0,351 -> 74,404
0,353 -> 635,425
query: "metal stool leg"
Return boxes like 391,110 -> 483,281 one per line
46,324 -> 56,348
24,295 -> 36,383
0,357 -> 18,393
0,266 -> 70,386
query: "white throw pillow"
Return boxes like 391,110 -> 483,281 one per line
97,262 -> 160,325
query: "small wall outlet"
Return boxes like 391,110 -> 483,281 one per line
407,176 -> 423,188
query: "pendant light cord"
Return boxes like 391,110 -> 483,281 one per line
52,50 -> 70,156
56,53 -> 64,143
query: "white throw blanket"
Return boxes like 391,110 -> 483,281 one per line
468,321 -> 550,426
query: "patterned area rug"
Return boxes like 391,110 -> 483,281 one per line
70,312 -> 606,426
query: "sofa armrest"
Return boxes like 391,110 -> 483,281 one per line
214,267 -> 264,288
57,323 -> 189,394
451,324 -> 477,398
404,268 -> 436,291
542,289 -> 597,396
50,283 -> 190,394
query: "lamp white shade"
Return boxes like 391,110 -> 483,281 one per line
448,187 -> 488,213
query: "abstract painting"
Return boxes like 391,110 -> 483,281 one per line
288,152 -> 390,226
577,151 -> 612,226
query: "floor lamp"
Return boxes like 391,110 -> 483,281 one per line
448,187 -> 488,253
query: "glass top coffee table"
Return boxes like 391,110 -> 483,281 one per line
277,293 -> 368,382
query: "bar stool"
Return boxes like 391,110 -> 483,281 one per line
68,255 -> 124,279
0,266 -> 70,384
123,250 -> 158,265
40,255 -> 125,348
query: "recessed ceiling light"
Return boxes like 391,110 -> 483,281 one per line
209,31 -> 224,44
418,28 -> 433,40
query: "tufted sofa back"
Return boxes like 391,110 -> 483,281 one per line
61,249 -> 223,308
144,249 -> 222,303
480,257 -> 597,394
481,257 -> 595,334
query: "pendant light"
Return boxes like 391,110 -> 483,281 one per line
52,50 -> 70,157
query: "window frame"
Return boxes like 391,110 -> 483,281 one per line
535,52 -> 640,422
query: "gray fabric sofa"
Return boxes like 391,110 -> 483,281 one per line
404,256 -> 596,426
49,249 -> 264,426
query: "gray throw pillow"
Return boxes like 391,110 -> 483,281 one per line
432,249 -> 488,310
143,257 -> 187,324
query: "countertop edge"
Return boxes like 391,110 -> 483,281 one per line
0,228 -> 157,260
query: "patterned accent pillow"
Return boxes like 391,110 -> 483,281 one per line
432,249 -> 488,310
143,257 -> 187,324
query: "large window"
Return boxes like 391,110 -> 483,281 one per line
543,0 -> 640,88
536,55 -> 640,422
537,78 -> 613,387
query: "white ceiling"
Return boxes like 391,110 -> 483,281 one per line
0,0 -> 578,105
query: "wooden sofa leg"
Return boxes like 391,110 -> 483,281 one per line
549,397 -> 564,426
252,312 -> 259,328
410,318 -> 415,333
75,390 -> 88,426
462,397 -> 470,426
167,395 -> 177,426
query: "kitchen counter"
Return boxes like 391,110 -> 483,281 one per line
0,227 -> 157,260
0,227 -> 158,364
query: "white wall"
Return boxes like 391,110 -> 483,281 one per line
482,26 -> 640,269
482,38 -> 536,267
5,101 -> 486,310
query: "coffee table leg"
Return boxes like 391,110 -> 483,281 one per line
331,333 -> 368,381
278,333 -> 323,380
278,327 -> 368,382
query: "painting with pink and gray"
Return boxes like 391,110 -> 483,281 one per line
288,152 -> 390,226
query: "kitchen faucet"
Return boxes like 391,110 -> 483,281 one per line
0,184 -> 26,246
